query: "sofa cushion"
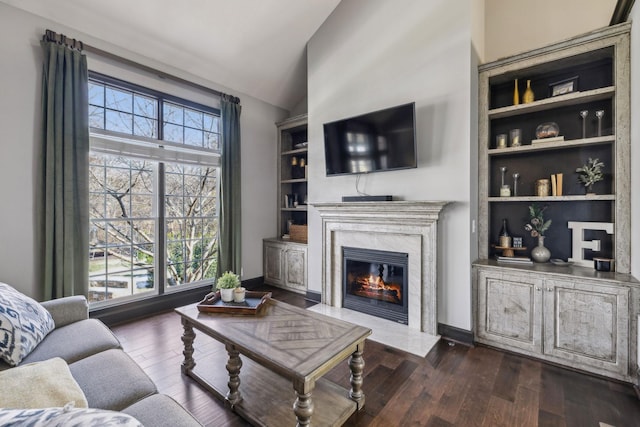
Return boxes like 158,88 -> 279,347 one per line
21,318 -> 120,365
0,282 -> 55,366
123,394 -> 203,427
69,348 -> 157,411
0,357 -> 88,409
0,406 -> 143,427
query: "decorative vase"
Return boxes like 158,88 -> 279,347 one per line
513,79 -> 520,105
523,79 -> 535,103
220,288 -> 234,302
531,236 -> 551,263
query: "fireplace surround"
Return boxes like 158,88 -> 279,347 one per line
314,201 -> 449,335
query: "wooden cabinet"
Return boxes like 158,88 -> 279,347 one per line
474,262 -> 637,381
542,277 -> 629,377
263,238 -> 307,294
476,268 -> 542,354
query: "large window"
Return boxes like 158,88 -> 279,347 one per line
88,74 -> 220,304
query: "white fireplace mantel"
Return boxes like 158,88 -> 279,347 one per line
313,201 -> 449,335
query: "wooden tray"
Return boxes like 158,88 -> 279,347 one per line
197,291 -> 272,315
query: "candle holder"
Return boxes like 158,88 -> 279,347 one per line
513,173 -> 520,197
509,129 -> 522,147
596,110 -> 604,136
579,110 -> 588,139
499,167 -> 510,197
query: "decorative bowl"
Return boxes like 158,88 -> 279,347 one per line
535,122 -> 559,139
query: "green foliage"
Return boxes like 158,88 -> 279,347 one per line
576,157 -> 604,190
524,204 -> 551,237
216,271 -> 240,289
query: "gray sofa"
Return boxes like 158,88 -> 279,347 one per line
0,295 -> 202,426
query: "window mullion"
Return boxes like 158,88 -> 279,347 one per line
157,162 -> 166,295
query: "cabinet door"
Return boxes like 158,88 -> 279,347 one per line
543,278 -> 630,377
264,242 -> 284,286
284,246 -> 307,292
476,269 -> 543,353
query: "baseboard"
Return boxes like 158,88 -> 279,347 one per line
305,290 -> 321,303
438,323 -> 474,346
91,284 -> 211,327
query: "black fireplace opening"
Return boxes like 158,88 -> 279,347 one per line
342,246 -> 409,324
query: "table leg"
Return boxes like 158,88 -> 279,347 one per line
293,390 -> 314,427
225,343 -> 243,408
180,318 -> 196,374
349,343 -> 366,409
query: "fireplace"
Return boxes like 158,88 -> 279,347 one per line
314,201 -> 448,335
342,247 -> 408,324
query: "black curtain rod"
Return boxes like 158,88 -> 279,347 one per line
43,29 -> 240,104
610,0 -> 635,25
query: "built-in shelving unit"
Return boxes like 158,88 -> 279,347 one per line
478,24 -> 631,267
474,23 -> 639,384
263,114 -> 308,294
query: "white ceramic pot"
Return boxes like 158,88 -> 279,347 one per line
220,288 -> 234,302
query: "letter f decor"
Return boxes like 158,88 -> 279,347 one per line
567,221 -> 614,267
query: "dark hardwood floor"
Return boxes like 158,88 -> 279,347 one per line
111,285 -> 640,427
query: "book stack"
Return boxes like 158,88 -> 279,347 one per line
551,173 -> 563,196
496,255 -> 533,265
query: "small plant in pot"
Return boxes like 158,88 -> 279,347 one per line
216,271 -> 240,302
576,157 -> 604,195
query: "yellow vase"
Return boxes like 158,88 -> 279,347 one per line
523,79 -> 534,103
513,79 -> 520,105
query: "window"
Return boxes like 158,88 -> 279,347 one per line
88,73 -> 220,305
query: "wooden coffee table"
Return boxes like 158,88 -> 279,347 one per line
175,297 -> 372,426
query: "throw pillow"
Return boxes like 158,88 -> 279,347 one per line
0,282 -> 55,366
0,357 -> 88,409
0,406 -> 143,427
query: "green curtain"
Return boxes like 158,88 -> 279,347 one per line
38,38 -> 89,299
217,95 -> 242,277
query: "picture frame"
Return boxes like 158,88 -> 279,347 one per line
549,76 -> 579,97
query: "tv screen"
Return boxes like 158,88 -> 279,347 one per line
323,102 -> 417,176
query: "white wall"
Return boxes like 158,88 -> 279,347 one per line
630,5 -> 640,278
0,3 -> 286,299
484,0 -> 616,62
307,0 -> 476,330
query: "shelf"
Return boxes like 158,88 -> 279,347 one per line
488,135 -> 614,156
281,206 -> 308,211
488,195 -> 615,202
488,86 -> 615,119
282,147 -> 308,156
281,178 -> 307,184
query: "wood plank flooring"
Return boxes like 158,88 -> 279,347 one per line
110,285 -> 640,427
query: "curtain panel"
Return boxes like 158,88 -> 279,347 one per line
38,40 -> 89,299
217,96 -> 242,277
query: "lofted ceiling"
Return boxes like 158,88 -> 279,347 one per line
1,0 -> 342,111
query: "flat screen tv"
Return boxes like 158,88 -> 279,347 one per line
323,102 -> 417,176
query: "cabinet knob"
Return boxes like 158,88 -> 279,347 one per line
535,287 -> 541,291
547,287 -> 553,292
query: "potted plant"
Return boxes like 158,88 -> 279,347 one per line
216,271 -> 240,302
576,157 -> 604,195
